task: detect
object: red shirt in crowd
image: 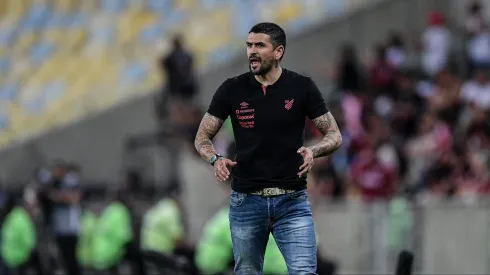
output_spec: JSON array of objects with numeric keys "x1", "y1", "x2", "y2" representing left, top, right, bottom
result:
[{"x1": 350, "y1": 149, "x2": 396, "y2": 201}]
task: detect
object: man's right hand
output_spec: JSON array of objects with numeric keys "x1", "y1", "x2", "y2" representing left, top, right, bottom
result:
[{"x1": 214, "y1": 158, "x2": 237, "y2": 182}]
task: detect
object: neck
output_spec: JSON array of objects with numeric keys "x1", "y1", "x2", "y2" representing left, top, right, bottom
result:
[{"x1": 255, "y1": 65, "x2": 283, "y2": 86}]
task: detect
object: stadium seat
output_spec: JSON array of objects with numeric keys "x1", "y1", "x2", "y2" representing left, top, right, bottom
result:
[
  {"x1": 0, "y1": 82, "x2": 19, "y2": 102},
  {"x1": 53, "y1": 0, "x2": 78, "y2": 13},
  {"x1": 0, "y1": 0, "x2": 329, "y2": 147},
  {"x1": 0, "y1": 57, "x2": 10, "y2": 75},
  {"x1": 29, "y1": 42, "x2": 56, "y2": 66},
  {"x1": 100, "y1": 0, "x2": 128, "y2": 13}
]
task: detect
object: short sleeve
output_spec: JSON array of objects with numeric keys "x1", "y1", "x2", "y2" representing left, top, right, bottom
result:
[
  {"x1": 207, "y1": 79, "x2": 232, "y2": 120},
  {"x1": 306, "y1": 78, "x2": 329, "y2": 119}
]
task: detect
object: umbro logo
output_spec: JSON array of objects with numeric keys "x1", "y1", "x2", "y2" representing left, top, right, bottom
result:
[
  {"x1": 285, "y1": 99, "x2": 294, "y2": 110},
  {"x1": 240, "y1": 102, "x2": 249, "y2": 109}
]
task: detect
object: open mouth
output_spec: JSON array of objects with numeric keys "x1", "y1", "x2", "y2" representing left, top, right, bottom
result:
[{"x1": 249, "y1": 58, "x2": 260, "y2": 68}]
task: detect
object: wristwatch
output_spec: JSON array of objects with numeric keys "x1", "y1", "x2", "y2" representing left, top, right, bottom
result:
[{"x1": 210, "y1": 154, "x2": 223, "y2": 167}]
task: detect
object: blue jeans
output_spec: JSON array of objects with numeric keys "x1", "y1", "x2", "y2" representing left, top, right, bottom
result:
[{"x1": 229, "y1": 190, "x2": 317, "y2": 275}]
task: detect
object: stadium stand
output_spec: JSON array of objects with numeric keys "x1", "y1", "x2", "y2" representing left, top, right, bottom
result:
[{"x1": 0, "y1": 0, "x2": 375, "y2": 148}]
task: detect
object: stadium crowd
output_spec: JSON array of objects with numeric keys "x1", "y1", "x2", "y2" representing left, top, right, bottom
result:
[{"x1": 273, "y1": 2, "x2": 490, "y2": 204}]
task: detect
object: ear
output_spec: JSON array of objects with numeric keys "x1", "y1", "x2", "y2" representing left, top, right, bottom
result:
[{"x1": 274, "y1": 45, "x2": 284, "y2": 60}]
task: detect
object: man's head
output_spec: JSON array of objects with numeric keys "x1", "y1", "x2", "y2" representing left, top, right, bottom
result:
[
  {"x1": 172, "y1": 34, "x2": 183, "y2": 50},
  {"x1": 247, "y1": 22, "x2": 286, "y2": 75},
  {"x1": 51, "y1": 160, "x2": 67, "y2": 179}
]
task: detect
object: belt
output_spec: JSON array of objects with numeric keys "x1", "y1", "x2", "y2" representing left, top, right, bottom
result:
[{"x1": 250, "y1": 187, "x2": 296, "y2": 197}]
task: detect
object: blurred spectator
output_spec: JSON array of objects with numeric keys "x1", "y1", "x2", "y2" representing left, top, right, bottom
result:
[
  {"x1": 76, "y1": 209, "x2": 97, "y2": 271},
  {"x1": 391, "y1": 70, "x2": 426, "y2": 141},
  {"x1": 141, "y1": 189, "x2": 198, "y2": 274},
  {"x1": 386, "y1": 31, "x2": 407, "y2": 69},
  {"x1": 48, "y1": 162, "x2": 82, "y2": 275},
  {"x1": 1, "y1": 187, "x2": 45, "y2": 275},
  {"x1": 460, "y1": 67, "x2": 490, "y2": 111},
  {"x1": 349, "y1": 107, "x2": 390, "y2": 157},
  {"x1": 349, "y1": 142, "x2": 397, "y2": 202},
  {"x1": 417, "y1": 163, "x2": 457, "y2": 202},
  {"x1": 426, "y1": 69, "x2": 462, "y2": 127},
  {"x1": 333, "y1": 43, "x2": 365, "y2": 94},
  {"x1": 92, "y1": 182, "x2": 146, "y2": 275},
  {"x1": 421, "y1": 11, "x2": 451, "y2": 78},
  {"x1": 312, "y1": 161, "x2": 345, "y2": 201},
  {"x1": 157, "y1": 34, "x2": 198, "y2": 122},
  {"x1": 465, "y1": 1, "x2": 486, "y2": 36},
  {"x1": 466, "y1": 24, "x2": 490, "y2": 75},
  {"x1": 405, "y1": 112, "x2": 453, "y2": 186},
  {"x1": 370, "y1": 44, "x2": 396, "y2": 94}
]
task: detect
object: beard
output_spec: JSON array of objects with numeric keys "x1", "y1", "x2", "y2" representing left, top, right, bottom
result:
[{"x1": 249, "y1": 57, "x2": 276, "y2": 75}]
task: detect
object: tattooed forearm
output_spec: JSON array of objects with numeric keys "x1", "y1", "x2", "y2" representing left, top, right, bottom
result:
[
  {"x1": 308, "y1": 112, "x2": 342, "y2": 158},
  {"x1": 194, "y1": 113, "x2": 225, "y2": 162}
]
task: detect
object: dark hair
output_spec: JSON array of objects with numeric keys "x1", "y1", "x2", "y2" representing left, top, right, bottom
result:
[
  {"x1": 172, "y1": 34, "x2": 183, "y2": 49},
  {"x1": 340, "y1": 42, "x2": 357, "y2": 63},
  {"x1": 389, "y1": 32, "x2": 404, "y2": 49},
  {"x1": 469, "y1": 1, "x2": 482, "y2": 14},
  {"x1": 249, "y1": 22, "x2": 286, "y2": 60}
]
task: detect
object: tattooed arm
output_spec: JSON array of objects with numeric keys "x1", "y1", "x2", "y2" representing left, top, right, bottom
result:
[
  {"x1": 194, "y1": 112, "x2": 225, "y2": 162},
  {"x1": 308, "y1": 112, "x2": 342, "y2": 158}
]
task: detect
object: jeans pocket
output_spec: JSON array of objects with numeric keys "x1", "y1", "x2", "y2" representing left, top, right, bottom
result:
[
  {"x1": 230, "y1": 191, "x2": 247, "y2": 207},
  {"x1": 288, "y1": 190, "x2": 307, "y2": 200}
]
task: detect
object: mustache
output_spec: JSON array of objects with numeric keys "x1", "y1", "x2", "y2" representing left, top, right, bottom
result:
[{"x1": 249, "y1": 55, "x2": 261, "y2": 62}]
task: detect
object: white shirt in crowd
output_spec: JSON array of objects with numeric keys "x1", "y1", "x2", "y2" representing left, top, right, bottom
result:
[
  {"x1": 466, "y1": 15, "x2": 485, "y2": 34},
  {"x1": 422, "y1": 26, "x2": 451, "y2": 76},
  {"x1": 460, "y1": 80, "x2": 490, "y2": 110},
  {"x1": 467, "y1": 30, "x2": 490, "y2": 63},
  {"x1": 386, "y1": 46, "x2": 406, "y2": 68}
]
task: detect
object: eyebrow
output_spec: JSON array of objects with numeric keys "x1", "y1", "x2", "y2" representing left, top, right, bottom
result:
[{"x1": 246, "y1": 41, "x2": 266, "y2": 46}]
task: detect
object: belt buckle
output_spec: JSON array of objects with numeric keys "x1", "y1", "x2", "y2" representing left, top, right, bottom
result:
[{"x1": 262, "y1": 187, "x2": 284, "y2": 197}]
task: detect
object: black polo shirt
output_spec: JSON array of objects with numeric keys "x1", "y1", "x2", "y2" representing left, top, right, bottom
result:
[{"x1": 207, "y1": 69, "x2": 329, "y2": 193}]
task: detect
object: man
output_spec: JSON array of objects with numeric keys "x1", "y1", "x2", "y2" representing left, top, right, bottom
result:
[
  {"x1": 140, "y1": 191, "x2": 196, "y2": 273},
  {"x1": 45, "y1": 162, "x2": 82, "y2": 275},
  {"x1": 194, "y1": 22, "x2": 342, "y2": 274},
  {"x1": 1, "y1": 186, "x2": 45, "y2": 275},
  {"x1": 92, "y1": 185, "x2": 146, "y2": 275},
  {"x1": 156, "y1": 34, "x2": 197, "y2": 121}
]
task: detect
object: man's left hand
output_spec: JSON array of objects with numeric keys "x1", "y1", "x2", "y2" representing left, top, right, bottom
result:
[{"x1": 297, "y1": 146, "x2": 314, "y2": 177}]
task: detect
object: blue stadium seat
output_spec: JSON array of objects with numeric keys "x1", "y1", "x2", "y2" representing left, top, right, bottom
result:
[
  {"x1": 46, "y1": 12, "x2": 80, "y2": 29},
  {"x1": 0, "y1": 27, "x2": 17, "y2": 47},
  {"x1": 0, "y1": 114, "x2": 8, "y2": 130},
  {"x1": 100, "y1": 0, "x2": 128, "y2": 13},
  {"x1": 43, "y1": 81, "x2": 66, "y2": 105},
  {"x1": 66, "y1": 12, "x2": 88, "y2": 29},
  {"x1": 89, "y1": 25, "x2": 116, "y2": 46},
  {"x1": 22, "y1": 1, "x2": 51, "y2": 30},
  {"x1": 159, "y1": 10, "x2": 184, "y2": 27},
  {"x1": 201, "y1": 0, "x2": 223, "y2": 11},
  {"x1": 21, "y1": 88, "x2": 44, "y2": 114},
  {"x1": 232, "y1": 1, "x2": 258, "y2": 34},
  {"x1": 120, "y1": 63, "x2": 147, "y2": 86},
  {"x1": 208, "y1": 45, "x2": 236, "y2": 66},
  {"x1": 147, "y1": 0, "x2": 173, "y2": 13},
  {"x1": 0, "y1": 58, "x2": 10, "y2": 74},
  {"x1": 0, "y1": 82, "x2": 18, "y2": 101},
  {"x1": 138, "y1": 23, "x2": 165, "y2": 44},
  {"x1": 29, "y1": 42, "x2": 56, "y2": 66}
]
